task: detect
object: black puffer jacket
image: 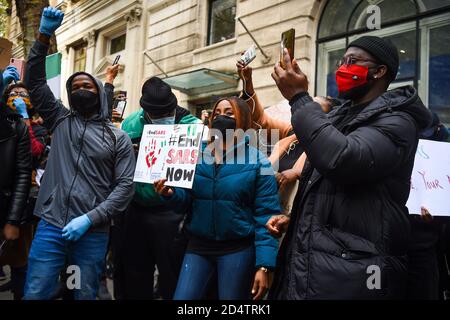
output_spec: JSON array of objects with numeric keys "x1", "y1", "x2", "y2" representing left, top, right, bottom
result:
[
  {"x1": 270, "y1": 86, "x2": 432, "y2": 300},
  {"x1": 0, "y1": 106, "x2": 32, "y2": 227}
]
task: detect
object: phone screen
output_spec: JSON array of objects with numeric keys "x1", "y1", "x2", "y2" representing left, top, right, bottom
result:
[
  {"x1": 280, "y1": 29, "x2": 295, "y2": 69},
  {"x1": 240, "y1": 45, "x2": 257, "y2": 66},
  {"x1": 116, "y1": 100, "x2": 126, "y2": 115}
]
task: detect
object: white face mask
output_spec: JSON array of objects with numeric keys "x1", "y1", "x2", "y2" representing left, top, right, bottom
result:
[{"x1": 148, "y1": 114, "x2": 176, "y2": 125}]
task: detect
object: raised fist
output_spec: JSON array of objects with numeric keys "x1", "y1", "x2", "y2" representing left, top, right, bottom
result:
[{"x1": 39, "y1": 7, "x2": 64, "y2": 36}]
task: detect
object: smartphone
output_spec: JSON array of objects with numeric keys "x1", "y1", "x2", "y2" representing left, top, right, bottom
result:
[
  {"x1": 114, "y1": 90, "x2": 127, "y2": 120},
  {"x1": 113, "y1": 54, "x2": 121, "y2": 65},
  {"x1": 240, "y1": 44, "x2": 257, "y2": 66},
  {"x1": 280, "y1": 29, "x2": 295, "y2": 69},
  {"x1": 9, "y1": 58, "x2": 26, "y2": 81}
]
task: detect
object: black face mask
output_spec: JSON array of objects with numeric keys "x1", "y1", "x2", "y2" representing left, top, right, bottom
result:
[
  {"x1": 71, "y1": 89, "x2": 99, "y2": 117},
  {"x1": 211, "y1": 115, "x2": 236, "y2": 139}
]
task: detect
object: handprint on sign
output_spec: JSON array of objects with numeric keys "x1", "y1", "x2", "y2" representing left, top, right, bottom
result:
[{"x1": 145, "y1": 139, "x2": 161, "y2": 168}]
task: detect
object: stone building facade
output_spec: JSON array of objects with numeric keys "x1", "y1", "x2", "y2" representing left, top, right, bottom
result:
[{"x1": 5, "y1": 0, "x2": 450, "y2": 125}]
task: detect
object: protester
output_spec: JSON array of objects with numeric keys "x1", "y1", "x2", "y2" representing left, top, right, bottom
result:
[
  {"x1": 154, "y1": 96, "x2": 281, "y2": 300},
  {"x1": 118, "y1": 76, "x2": 201, "y2": 300},
  {"x1": 0, "y1": 68, "x2": 32, "y2": 301},
  {"x1": 269, "y1": 35, "x2": 432, "y2": 299},
  {"x1": 22, "y1": 7, "x2": 136, "y2": 300},
  {"x1": 0, "y1": 82, "x2": 47, "y2": 299},
  {"x1": 406, "y1": 111, "x2": 449, "y2": 300},
  {"x1": 3, "y1": 83, "x2": 45, "y2": 158}
]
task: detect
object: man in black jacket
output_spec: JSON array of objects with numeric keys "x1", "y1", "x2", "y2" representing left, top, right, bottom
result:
[{"x1": 269, "y1": 36, "x2": 432, "y2": 299}]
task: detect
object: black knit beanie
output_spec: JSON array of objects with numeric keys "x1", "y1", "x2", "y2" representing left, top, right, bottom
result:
[
  {"x1": 347, "y1": 36, "x2": 399, "y2": 81},
  {"x1": 140, "y1": 77, "x2": 177, "y2": 115}
]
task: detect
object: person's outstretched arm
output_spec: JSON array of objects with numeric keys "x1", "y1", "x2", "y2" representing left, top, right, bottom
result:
[
  {"x1": 104, "y1": 64, "x2": 119, "y2": 120},
  {"x1": 237, "y1": 60, "x2": 292, "y2": 139},
  {"x1": 24, "y1": 7, "x2": 68, "y2": 131}
]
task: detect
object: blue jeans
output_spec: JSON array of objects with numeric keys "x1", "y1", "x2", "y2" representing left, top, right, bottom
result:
[
  {"x1": 24, "y1": 220, "x2": 108, "y2": 300},
  {"x1": 173, "y1": 246, "x2": 255, "y2": 300}
]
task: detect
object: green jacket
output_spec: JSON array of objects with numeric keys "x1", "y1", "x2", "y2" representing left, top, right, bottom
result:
[{"x1": 122, "y1": 106, "x2": 201, "y2": 207}]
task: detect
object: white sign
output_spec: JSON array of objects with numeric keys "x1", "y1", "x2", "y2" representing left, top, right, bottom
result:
[
  {"x1": 134, "y1": 124, "x2": 204, "y2": 189},
  {"x1": 406, "y1": 139, "x2": 450, "y2": 216}
]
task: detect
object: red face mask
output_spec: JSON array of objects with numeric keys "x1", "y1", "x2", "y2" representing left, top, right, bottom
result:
[{"x1": 335, "y1": 64, "x2": 369, "y2": 93}]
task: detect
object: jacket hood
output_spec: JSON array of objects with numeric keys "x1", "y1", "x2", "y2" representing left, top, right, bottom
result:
[
  {"x1": 65, "y1": 72, "x2": 109, "y2": 121},
  {"x1": 332, "y1": 85, "x2": 432, "y2": 130}
]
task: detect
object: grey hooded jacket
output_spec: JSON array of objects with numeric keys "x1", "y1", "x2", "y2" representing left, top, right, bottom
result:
[{"x1": 25, "y1": 40, "x2": 135, "y2": 232}]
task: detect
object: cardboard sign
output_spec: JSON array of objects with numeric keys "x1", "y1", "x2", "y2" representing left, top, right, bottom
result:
[
  {"x1": 134, "y1": 124, "x2": 204, "y2": 189},
  {"x1": 0, "y1": 38, "x2": 13, "y2": 70},
  {"x1": 406, "y1": 139, "x2": 450, "y2": 216}
]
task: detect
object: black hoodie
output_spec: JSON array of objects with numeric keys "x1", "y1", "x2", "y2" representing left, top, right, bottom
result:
[{"x1": 25, "y1": 39, "x2": 136, "y2": 232}]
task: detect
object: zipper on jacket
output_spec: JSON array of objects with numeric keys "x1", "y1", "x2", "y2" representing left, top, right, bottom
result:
[
  {"x1": 64, "y1": 120, "x2": 88, "y2": 225},
  {"x1": 212, "y1": 163, "x2": 217, "y2": 238}
]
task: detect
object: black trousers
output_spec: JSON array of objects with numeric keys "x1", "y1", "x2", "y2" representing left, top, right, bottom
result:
[
  {"x1": 407, "y1": 246, "x2": 440, "y2": 300},
  {"x1": 113, "y1": 201, "x2": 185, "y2": 300}
]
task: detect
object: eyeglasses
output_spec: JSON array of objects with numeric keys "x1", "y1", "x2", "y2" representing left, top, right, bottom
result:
[
  {"x1": 336, "y1": 56, "x2": 378, "y2": 68},
  {"x1": 9, "y1": 91, "x2": 29, "y2": 98}
]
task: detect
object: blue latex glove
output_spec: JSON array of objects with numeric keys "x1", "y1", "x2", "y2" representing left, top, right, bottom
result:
[
  {"x1": 62, "y1": 215, "x2": 92, "y2": 241},
  {"x1": 39, "y1": 7, "x2": 64, "y2": 37},
  {"x1": 13, "y1": 98, "x2": 29, "y2": 119},
  {"x1": 2, "y1": 66, "x2": 20, "y2": 89}
]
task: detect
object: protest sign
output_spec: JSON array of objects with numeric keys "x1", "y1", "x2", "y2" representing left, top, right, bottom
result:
[
  {"x1": 134, "y1": 123, "x2": 204, "y2": 189},
  {"x1": 406, "y1": 139, "x2": 450, "y2": 216}
]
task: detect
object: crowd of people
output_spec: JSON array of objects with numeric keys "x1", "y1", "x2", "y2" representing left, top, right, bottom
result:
[{"x1": 0, "y1": 6, "x2": 449, "y2": 301}]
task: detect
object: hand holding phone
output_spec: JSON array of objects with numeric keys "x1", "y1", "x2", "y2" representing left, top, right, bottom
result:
[
  {"x1": 113, "y1": 91, "x2": 127, "y2": 122},
  {"x1": 240, "y1": 44, "x2": 257, "y2": 67},
  {"x1": 9, "y1": 58, "x2": 26, "y2": 81},
  {"x1": 280, "y1": 29, "x2": 295, "y2": 69}
]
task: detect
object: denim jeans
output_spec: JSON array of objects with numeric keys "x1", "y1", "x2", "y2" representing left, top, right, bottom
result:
[
  {"x1": 173, "y1": 246, "x2": 255, "y2": 300},
  {"x1": 24, "y1": 220, "x2": 108, "y2": 300}
]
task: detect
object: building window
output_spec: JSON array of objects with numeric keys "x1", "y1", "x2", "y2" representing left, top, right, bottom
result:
[
  {"x1": 429, "y1": 24, "x2": 450, "y2": 125},
  {"x1": 73, "y1": 43, "x2": 87, "y2": 73},
  {"x1": 110, "y1": 33, "x2": 126, "y2": 55},
  {"x1": 317, "y1": 0, "x2": 450, "y2": 127},
  {"x1": 208, "y1": 0, "x2": 236, "y2": 45}
]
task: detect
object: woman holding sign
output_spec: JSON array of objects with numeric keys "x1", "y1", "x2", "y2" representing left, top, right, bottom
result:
[{"x1": 155, "y1": 96, "x2": 280, "y2": 300}]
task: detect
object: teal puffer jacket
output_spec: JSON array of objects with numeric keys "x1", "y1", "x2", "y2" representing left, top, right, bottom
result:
[{"x1": 162, "y1": 140, "x2": 281, "y2": 268}]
